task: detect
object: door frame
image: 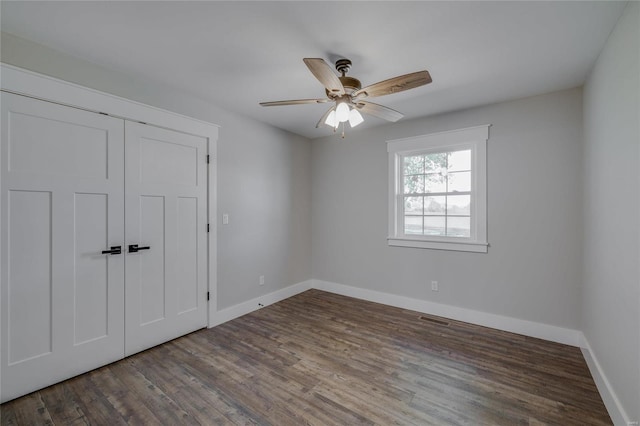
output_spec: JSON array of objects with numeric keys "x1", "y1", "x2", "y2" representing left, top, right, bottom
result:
[{"x1": 0, "y1": 63, "x2": 220, "y2": 328}]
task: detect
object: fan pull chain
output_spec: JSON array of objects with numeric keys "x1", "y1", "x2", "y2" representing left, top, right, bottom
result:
[{"x1": 341, "y1": 122, "x2": 346, "y2": 139}]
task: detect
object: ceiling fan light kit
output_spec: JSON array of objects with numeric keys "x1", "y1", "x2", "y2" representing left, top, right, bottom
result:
[
  {"x1": 335, "y1": 102, "x2": 350, "y2": 122},
  {"x1": 324, "y1": 110, "x2": 337, "y2": 128},
  {"x1": 348, "y1": 108, "x2": 364, "y2": 127},
  {"x1": 260, "y1": 57, "x2": 432, "y2": 138}
]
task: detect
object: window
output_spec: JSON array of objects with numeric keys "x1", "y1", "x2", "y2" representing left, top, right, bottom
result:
[{"x1": 387, "y1": 125, "x2": 489, "y2": 252}]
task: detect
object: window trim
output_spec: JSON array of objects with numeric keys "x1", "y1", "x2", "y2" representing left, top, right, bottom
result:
[{"x1": 387, "y1": 125, "x2": 489, "y2": 253}]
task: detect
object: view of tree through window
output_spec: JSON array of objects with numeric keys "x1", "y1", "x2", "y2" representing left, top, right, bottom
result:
[{"x1": 402, "y1": 149, "x2": 471, "y2": 237}]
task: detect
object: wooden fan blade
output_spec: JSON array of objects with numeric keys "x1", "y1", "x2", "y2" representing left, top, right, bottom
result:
[
  {"x1": 316, "y1": 105, "x2": 336, "y2": 128},
  {"x1": 260, "y1": 98, "x2": 330, "y2": 106},
  {"x1": 353, "y1": 70, "x2": 432, "y2": 99},
  {"x1": 303, "y1": 58, "x2": 345, "y2": 96},
  {"x1": 355, "y1": 101, "x2": 404, "y2": 122}
]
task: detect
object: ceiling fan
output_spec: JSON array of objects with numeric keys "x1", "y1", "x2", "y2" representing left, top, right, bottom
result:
[{"x1": 260, "y1": 58, "x2": 432, "y2": 136}]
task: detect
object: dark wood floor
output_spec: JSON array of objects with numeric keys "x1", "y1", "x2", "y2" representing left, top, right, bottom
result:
[{"x1": 1, "y1": 289, "x2": 610, "y2": 425}]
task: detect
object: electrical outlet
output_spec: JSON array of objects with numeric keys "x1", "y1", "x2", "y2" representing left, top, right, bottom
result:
[
  {"x1": 259, "y1": 275, "x2": 265, "y2": 286},
  {"x1": 431, "y1": 280, "x2": 439, "y2": 292},
  {"x1": 222, "y1": 214, "x2": 229, "y2": 225}
]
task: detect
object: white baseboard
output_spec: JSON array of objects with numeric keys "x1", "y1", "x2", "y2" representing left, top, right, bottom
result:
[
  {"x1": 209, "y1": 280, "x2": 312, "y2": 327},
  {"x1": 210, "y1": 278, "x2": 581, "y2": 347},
  {"x1": 580, "y1": 334, "x2": 634, "y2": 426},
  {"x1": 312, "y1": 279, "x2": 582, "y2": 347}
]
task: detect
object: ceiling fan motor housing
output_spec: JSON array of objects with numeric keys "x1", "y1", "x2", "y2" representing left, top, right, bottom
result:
[{"x1": 327, "y1": 76, "x2": 361, "y2": 97}]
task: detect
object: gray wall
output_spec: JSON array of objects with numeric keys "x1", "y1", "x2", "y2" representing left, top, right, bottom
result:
[
  {"x1": 583, "y1": 2, "x2": 640, "y2": 420},
  {"x1": 0, "y1": 33, "x2": 313, "y2": 310},
  {"x1": 312, "y1": 88, "x2": 584, "y2": 330}
]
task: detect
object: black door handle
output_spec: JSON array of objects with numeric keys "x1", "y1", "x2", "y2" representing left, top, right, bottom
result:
[
  {"x1": 102, "y1": 246, "x2": 122, "y2": 255},
  {"x1": 129, "y1": 244, "x2": 150, "y2": 253}
]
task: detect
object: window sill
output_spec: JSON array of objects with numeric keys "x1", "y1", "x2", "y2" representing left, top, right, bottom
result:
[{"x1": 387, "y1": 237, "x2": 488, "y2": 253}]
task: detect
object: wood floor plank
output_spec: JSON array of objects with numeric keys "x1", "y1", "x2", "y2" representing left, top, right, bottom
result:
[
  {"x1": 1, "y1": 289, "x2": 612, "y2": 425},
  {"x1": 135, "y1": 347, "x2": 254, "y2": 425},
  {"x1": 0, "y1": 393, "x2": 53, "y2": 426},
  {"x1": 61, "y1": 373, "x2": 127, "y2": 426},
  {"x1": 108, "y1": 360, "x2": 195, "y2": 424},
  {"x1": 38, "y1": 384, "x2": 87, "y2": 425},
  {"x1": 87, "y1": 365, "x2": 160, "y2": 425}
]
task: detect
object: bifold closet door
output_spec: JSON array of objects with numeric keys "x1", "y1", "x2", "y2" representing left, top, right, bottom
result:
[
  {"x1": 124, "y1": 121, "x2": 208, "y2": 356},
  {"x1": 0, "y1": 93, "x2": 125, "y2": 402}
]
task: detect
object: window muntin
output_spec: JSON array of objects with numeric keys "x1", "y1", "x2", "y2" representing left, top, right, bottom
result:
[
  {"x1": 402, "y1": 149, "x2": 472, "y2": 238},
  {"x1": 387, "y1": 125, "x2": 488, "y2": 253}
]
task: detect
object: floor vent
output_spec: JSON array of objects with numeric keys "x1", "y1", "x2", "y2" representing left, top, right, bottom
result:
[{"x1": 419, "y1": 316, "x2": 450, "y2": 326}]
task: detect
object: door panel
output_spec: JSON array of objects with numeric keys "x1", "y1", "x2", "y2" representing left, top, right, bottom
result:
[
  {"x1": 7, "y1": 110, "x2": 109, "y2": 179},
  {"x1": 176, "y1": 196, "x2": 199, "y2": 314},
  {"x1": 73, "y1": 193, "x2": 109, "y2": 344},
  {"x1": 7, "y1": 190, "x2": 53, "y2": 364},
  {"x1": 139, "y1": 137, "x2": 198, "y2": 186},
  {"x1": 0, "y1": 93, "x2": 125, "y2": 403},
  {"x1": 138, "y1": 195, "x2": 166, "y2": 325},
  {"x1": 125, "y1": 122, "x2": 207, "y2": 356}
]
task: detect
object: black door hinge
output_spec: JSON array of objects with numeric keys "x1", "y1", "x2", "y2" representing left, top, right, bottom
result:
[
  {"x1": 207, "y1": 223, "x2": 210, "y2": 233},
  {"x1": 207, "y1": 292, "x2": 210, "y2": 301},
  {"x1": 206, "y1": 154, "x2": 210, "y2": 164}
]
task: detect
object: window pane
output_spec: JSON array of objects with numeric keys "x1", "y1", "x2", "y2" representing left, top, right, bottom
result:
[
  {"x1": 448, "y1": 171, "x2": 471, "y2": 192},
  {"x1": 425, "y1": 173, "x2": 446, "y2": 193},
  {"x1": 404, "y1": 196, "x2": 423, "y2": 214},
  {"x1": 424, "y1": 152, "x2": 448, "y2": 173},
  {"x1": 403, "y1": 155, "x2": 424, "y2": 175},
  {"x1": 447, "y1": 195, "x2": 470, "y2": 215},
  {"x1": 424, "y1": 196, "x2": 445, "y2": 215},
  {"x1": 447, "y1": 216, "x2": 470, "y2": 238},
  {"x1": 424, "y1": 216, "x2": 446, "y2": 236},
  {"x1": 404, "y1": 175, "x2": 424, "y2": 194},
  {"x1": 404, "y1": 216, "x2": 423, "y2": 235},
  {"x1": 448, "y1": 150, "x2": 471, "y2": 172}
]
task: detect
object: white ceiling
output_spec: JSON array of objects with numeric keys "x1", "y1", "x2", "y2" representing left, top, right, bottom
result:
[{"x1": 0, "y1": 1, "x2": 627, "y2": 139}]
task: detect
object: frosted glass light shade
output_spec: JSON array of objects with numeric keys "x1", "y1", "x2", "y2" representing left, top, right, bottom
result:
[
  {"x1": 348, "y1": 109, "x2": 364, "y2": 127},
  {"x1": 336, "y1": 102, "x2": 350, "y2": 122},
  {"x1": 324, "y1": 110, "x2": 337, "y2": 127}
]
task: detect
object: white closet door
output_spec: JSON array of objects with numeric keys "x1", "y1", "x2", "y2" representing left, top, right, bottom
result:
[
  {"x1": 0, "y1": 93, "x2": 125, "y2": 402},
  {"x1": 124, "y1": 121, "x2": 207, "y2": 356}
]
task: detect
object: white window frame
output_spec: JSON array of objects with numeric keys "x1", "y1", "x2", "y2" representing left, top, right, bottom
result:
[{"x1": 387, "y1": 125, "x2": 489, "y2": 253}]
